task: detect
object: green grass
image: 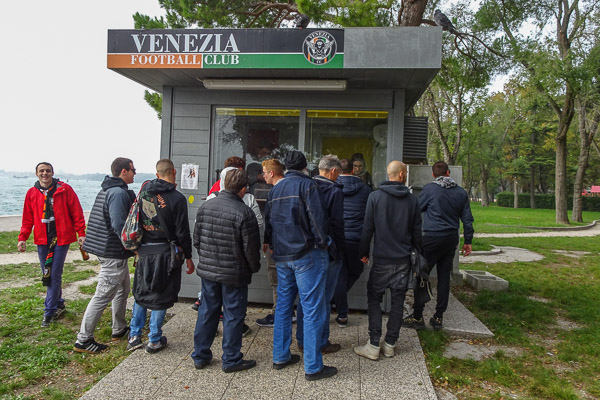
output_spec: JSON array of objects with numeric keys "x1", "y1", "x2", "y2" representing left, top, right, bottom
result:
[
  {"x1": 0, "y1": 231, "x2": 81, "y2": 254},
  {"x1": 423, "y1": 235, "x2": 600, "y2": 398},
  {"x1": 470, "y1": 202, "x2": 600, "y2": 234}
]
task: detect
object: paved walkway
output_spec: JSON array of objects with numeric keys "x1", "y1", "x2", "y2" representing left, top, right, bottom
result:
[{"x1": 82, "y1": 293, "x2": 490, "y2": 400}]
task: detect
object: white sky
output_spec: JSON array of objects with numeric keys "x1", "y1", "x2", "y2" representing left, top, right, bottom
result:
[{"x1": 1, "y1": 1, "x2": 166, "y2": 174}]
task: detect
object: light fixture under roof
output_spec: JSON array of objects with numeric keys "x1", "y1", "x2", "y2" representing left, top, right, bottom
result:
[{"x1": 201, "y1": 79, "x2": 347, "y2": 91}]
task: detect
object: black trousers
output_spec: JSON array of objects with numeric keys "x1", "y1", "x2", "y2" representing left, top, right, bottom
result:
[
  {"x1": 332, "y1": 240, "x2": 364, "y2": 318},
  {"x1": 367, "y1": 262, "x2": 410, "y2": 346},
  {"x1": 413, "y1": 233, "x2": 459, "y2": 318}
]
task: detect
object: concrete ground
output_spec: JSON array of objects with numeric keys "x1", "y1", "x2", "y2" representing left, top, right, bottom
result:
[{"x1": 81, "y1": 291, "x2": 491, "y2": 400}]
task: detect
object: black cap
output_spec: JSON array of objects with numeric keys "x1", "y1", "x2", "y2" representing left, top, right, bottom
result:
[{"x1": 283, "y1": 150, "x2": 307, "y2": 171}]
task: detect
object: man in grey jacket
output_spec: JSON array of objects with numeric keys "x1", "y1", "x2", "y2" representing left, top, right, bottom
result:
[{"x1": 73, "y1": 157, "x2": 136, "y2": 354}]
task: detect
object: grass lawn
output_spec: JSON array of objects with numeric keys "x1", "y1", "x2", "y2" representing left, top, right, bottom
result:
[
  {"x1": 421, "y1": 234, "x2": 600, "y2": 399},
  {"x1": 470, "y1": 203, "x2": 600, "y2": 234}
]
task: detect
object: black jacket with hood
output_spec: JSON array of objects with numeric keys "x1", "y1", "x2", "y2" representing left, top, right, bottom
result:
[
  {"x1": 83, "y1": 176, "x2": 135, "y2": 259},
  {"x1": 313, "y1": 175, "x2": 345, "y2": 260},
  {"x1": 337, "y1": 174, "x2": 371, "y2": 242},
  {"x1": 132, "y1": 179, "x2": 192, "y2": 310},
  {"x1": 359, "y1": 181, "x2": 423, "y2": 264}
]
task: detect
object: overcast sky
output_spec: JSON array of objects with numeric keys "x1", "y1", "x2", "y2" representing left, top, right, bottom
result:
[{"x1": 1, "y1": 1, "x2": 166, "y2": 174}]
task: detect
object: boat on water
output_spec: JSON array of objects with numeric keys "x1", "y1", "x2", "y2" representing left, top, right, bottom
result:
[{"x1": 12, "y1": 175, "x2": 29, "y2": 179}]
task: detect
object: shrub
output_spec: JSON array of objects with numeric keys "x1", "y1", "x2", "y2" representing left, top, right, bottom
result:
[{"x1": 496, "y1": 192, "x2": 600, "y2": 211}]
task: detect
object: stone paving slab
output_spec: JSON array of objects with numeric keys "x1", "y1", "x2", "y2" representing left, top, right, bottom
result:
[{"x1": 82, "y1": 304, "x2": 438, "y2": 400}]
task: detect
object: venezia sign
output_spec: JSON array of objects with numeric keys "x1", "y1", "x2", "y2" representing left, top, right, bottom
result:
[{"x1": 107, "y1": 29, "x2": 344, "y2": 69}]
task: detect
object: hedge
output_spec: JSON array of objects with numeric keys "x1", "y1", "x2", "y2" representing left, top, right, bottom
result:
[{"x1": 496, "y1": 192, "x2": 600, "y2": 211}]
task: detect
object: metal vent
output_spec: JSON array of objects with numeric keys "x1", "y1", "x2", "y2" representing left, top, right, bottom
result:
[{"x1": 403, "y1": 116, "x2": 428, "y2": 163}]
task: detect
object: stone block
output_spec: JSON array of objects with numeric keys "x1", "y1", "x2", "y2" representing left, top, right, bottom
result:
[{"x1": 461, "y1": 270, "x2": 508, "y2": 291}]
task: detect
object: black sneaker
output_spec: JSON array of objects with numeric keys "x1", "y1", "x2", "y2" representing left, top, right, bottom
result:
[
  {"x1": 111, "y1": 326, "x2": 130, "y2": 341},
  {"x1": 305, "y1": 365, "x2": 338, "y2": 381},
  {"x1": 256, "y1": 313, "x2": 274, "y2": 327},
  {"x1": 194, "y1": 359, "x2": 210, "y2": 370},
  {"x1": 52, "y1": 305, "x2": 65, "y2": 321},
  {"x1": 126, "y1": 335, "x2": 144, "y2": 352},
  {"x1": 73, "y1": 339, "x2": 108, "y2": 354},
  {"x1": 335, "y1": 316, "x2": 348, "y2": 328},
  {"x1": 242, "y1": 324, "x2": 251, "y2": 337},
  {"x1": 145, "y1": 336, "x2": 168, "y2": 354},
  {"x1": 403, "y1": 314, "x2": 426, "y2": 330},
  {"x1": 223, "y1": 359, "x2": 257, "y2": 373},
  {"x1": 273, "y1": 354, "x2": 300, "y2": 370},
  {"x1": 41, "y1": 315, "x2": 52, "y2": 328},
  {"x1": 430, "y1": 316, "x2": 443, "y2": 331}
]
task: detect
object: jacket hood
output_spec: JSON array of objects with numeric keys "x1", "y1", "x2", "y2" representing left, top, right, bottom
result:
[
  {"x1": 378, "y1": 181, "x2": 410, "y2": 198},
  {"x1": 101, "y1": 176, "x2": 128, "y2": 191},
  {"x1": 337, "y1": 175, "x2": 364, "y2": 195},
  {"x1": 313, "y1": 175, "x2": 343, "y2": 190},
  {"x1": 144, "y1": 178, "x2": 176, "y2": 194}
]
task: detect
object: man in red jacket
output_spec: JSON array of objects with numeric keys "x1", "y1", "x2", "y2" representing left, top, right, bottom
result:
[{"x1": 18, "y1": 162, "x2": 86, "y2": 327}]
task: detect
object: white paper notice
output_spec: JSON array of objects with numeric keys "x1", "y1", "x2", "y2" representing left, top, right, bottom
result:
[{"x1": 181, "y1": 163, "x2": 199, "y2": 190}]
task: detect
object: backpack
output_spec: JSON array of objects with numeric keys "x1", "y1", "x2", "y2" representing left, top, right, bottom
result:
[{"x1": 121, "y1": 181, "x2": 149, "y2": 251}]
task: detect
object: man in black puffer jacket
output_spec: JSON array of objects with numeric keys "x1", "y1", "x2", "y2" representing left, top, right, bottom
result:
[
  {"x1": 74, "y1": 157, "x2": 136, "y2": 354},
  {"x1": 129, "y1": 159, "x2": 194, "y2": 354},
  {"x1": 191, "y1": 169, "x2": 261, "y2": 373}
]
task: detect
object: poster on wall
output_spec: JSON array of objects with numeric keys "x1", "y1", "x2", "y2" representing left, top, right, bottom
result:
[{"x1": 181, "y1": 163, "x2": 199, "y2": 190}]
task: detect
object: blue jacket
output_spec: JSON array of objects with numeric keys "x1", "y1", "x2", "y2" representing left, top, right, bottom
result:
[
  {"x1": 264, "y1": 170, "x2": 329, "y2": 262},
  {"x1": 419, "y1": 181, "x2": 474, "y2": 244},
  {"x1": 337, "y1": 175, "x2": 371, "y2": 242},
  {"x1": 313, "y1": 175, "x2": 345, "y2": 259}
]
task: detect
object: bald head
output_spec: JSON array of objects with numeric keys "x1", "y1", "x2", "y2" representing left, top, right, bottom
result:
[{"x1": 387, "y1": 161, "x2": 407, "y2": 183}]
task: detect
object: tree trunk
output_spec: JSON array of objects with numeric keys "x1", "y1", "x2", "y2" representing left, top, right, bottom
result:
[
  {"x1": 513, "y1": 178, "x2": 519, "y2": 209},
  {"x1": 555, "y1": 132, "x2": 569, "y2": 223},
  {"x1": 480, "y1": 166, "x2": 489, "y2": 207},
  {"x1": 399, "y1": 0, "x2": 429, "y2": 26},
  {"x1": 530, "y1": 166, "x2": 536, "y2": 209}
]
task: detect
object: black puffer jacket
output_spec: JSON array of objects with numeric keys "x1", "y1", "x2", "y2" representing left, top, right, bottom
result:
[
  {"x1": 83, "y1": 176, "x2": 135, "y2": 259},
  {"x1": 194, "y1": 190, "x2": 261, "y2": 287},
  {"x1": 337, "y1": 175, "x2": 371, "y2": 242}
]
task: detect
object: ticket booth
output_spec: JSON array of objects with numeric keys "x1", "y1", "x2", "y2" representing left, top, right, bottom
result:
[{"x1": 108, "y1": 27, "x2": 442, "y2": 308}]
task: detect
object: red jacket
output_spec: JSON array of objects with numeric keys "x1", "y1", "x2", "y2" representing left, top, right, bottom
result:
[{"x1": 19, "y1": 181, "x2": 86, "y2": 246}]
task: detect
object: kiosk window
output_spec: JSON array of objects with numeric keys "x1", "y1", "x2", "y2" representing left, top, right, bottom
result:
[
  {"x1": 304, "y1": 110, "x2": 388, "y2": 188},
  {"x1": 211, "y1": 107, "x2": 300, "y2": 198}
]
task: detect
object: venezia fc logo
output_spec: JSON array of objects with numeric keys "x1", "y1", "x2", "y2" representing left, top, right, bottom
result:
[{"x1": 303, "y1": 31, "x2": 337, "y2": 65}]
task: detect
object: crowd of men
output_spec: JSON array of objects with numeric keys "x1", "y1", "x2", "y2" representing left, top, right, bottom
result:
[{"x1": 18, "y1": 152, "x2": 473, "y2": 381}]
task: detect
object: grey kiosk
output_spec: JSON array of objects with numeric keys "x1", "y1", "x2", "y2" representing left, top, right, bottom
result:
[{"x1": 107, "y1": 27, "x2": 442, "y2": 308}]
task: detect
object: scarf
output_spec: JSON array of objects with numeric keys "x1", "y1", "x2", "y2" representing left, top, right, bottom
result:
[
  {"x1": 42, "y1": 236, "x2": 58, "y2": 286},
  {"x1": 35, "y1": 178, "x2": 59, "y2": 239},
  {"x1": 433, "y1": 176, "x2": 457, "y2": 188}
]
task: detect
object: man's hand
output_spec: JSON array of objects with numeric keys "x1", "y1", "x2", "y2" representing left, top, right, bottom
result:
[
  {"x1": 186, "y1": 259, "x2": 195, "y2": 274},
  {"x1": 17, "y1": 241, "x2": 26, "y2": 252},
  {"x1": 78, "y1": 237, "x2": 85, "y2": 247},
  {"x1": 462, "y1": 244, "x2": 472, "y2": 257},
  {"x1": 360, "y1": 256, "x2": 369, "y2": 264},
  {"x1": 262, "y1": 243, "x2": 269, "y2": 253}
]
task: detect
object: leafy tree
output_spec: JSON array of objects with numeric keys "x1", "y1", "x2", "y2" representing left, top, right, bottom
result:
[{"x1": 476, "y1": 0, "x2": 597, "y2": 223}]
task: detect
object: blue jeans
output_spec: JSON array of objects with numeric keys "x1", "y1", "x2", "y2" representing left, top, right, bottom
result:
[
  {"x1": 296, "y1": 259, "x2": 342, "y2": 349},
  {"x1": 273, "y1": 248, "x2": 328, "y2": 374},
  {"x1": 129, "y1": 301, "x2": 166, "y2": 344},
  {"x1": 37, "y1": 244, "x2": 69, "y2": 318},
  {"x1": 191, "y1": 279, "x2": 248, "y2": 370}
]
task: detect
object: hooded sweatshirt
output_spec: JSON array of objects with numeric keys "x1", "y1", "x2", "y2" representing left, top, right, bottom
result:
[
  {"x1": 139, "y1": 178, "x2": 193, "y2": 259},
  {"x1": 359, "y1": 181, "x2": 422, "y2": 264}
]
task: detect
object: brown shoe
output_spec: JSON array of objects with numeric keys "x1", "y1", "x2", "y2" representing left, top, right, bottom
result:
[{"x1": 321, "y1": 342, "x2": 341, "y2": 354}]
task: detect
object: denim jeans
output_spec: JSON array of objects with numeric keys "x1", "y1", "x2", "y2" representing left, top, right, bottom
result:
[
  {"x1": 191, "y1": 278, "x2": 248, "y2": 370},
  {"x1": 333, "y1": 240, "x2": 364, "y2": 318},
  {"x1": 367, "y1": 262, "x2": 411, "y2": 346},
  {"x1": 296, "y1": 258, "x2": 342, "y2": 349},
  {"x1": 129, "y1": 301, "x2": 166, "y2": 344},
  {"x1": 273, "y1": 248, "x2": 328, "y2": 374},
  {"x1": 413, "y1": 234, "x2": 459, "y2": 319},
  {"x1": 37, "y1": 244, "x2": 69, "y2": 318}
]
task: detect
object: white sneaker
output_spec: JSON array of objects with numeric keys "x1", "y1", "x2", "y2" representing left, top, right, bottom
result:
[
  {"x1": 353, "y1": 340, "x2": 380, "y2": 360},
  {"x1": 381, "y1": 341, "x2": 395, "y2": 358}
]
